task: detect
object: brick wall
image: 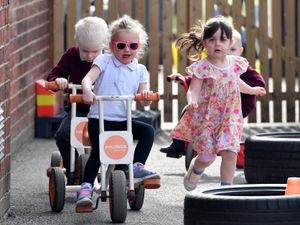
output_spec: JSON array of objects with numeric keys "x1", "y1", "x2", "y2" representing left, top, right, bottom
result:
[
  {"x1": 0, "y1": 0, "x2": 11, "y2": 219},
  {"x1": 0, "y1": 0, "x2": 52, "y2": 219},
  {"x1": 9, "y1": 0, "x2": 52, "y2": 152}
]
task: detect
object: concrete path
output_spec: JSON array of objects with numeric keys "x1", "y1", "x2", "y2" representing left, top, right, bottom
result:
[
  {"x1": 5, "y1": 124, "x2": 300, "y2": 225},
  {"x1": 5, "y1": 130, "x2": 246, "y2": 225}
]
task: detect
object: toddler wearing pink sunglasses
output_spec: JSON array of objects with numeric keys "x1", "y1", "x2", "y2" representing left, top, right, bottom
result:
[{"x1": 76, "y1": 15, "x2": 160, "y2": 207}]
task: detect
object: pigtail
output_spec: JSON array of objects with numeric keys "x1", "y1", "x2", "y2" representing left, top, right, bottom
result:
[{"x1": 175, "y1": 19, "x2": 205, "y2": 61}]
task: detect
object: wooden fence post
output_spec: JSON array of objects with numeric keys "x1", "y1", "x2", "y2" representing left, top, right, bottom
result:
[
  {"x1": 272, "y1": 0, "x2": 282, "y2": 122},
  {"x1": 162, "y1": 0, "x2": 173, "y2": 122},
  {"x1": 285, "y1": 0, "x2": 296, "y2": 122},
  {"x1": 52, "y1": 0, "x2": 65, "y2": 66},
  {"x1": 148, "y1": 0, "x2": 160, "y2": 109}
]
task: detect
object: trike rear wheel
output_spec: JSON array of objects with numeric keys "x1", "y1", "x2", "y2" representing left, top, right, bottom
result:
[
  {"x1": 50, "y1": 151, "x2": 62, "y2": 167},
  {"x1": 49, "y1": 167, "x2": 65, "y2": 212},
  {"x1": 128, "y1": 184, "x2": 145, "y2": 210}
]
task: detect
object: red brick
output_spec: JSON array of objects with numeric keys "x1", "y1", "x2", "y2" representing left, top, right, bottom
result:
[
  {"x1": 0, "y1": 0, "x2": 9, "y2": 7},
  {"x1": 0, "y1": 64, "x2": 9, "y2": 85},
  {"x1": 10, "y1": 107, "x2": 35, "y2": 138},
  {"x1": 0, "y1": 81, "x2": 9, "y2": 103},
  {"x1": 14, "y1": 1, "x2": 49, "y2": 21}
]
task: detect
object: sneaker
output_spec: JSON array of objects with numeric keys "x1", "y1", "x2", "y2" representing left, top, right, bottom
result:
[
  {"x1": 76, "y1": 182, "x2": 93, "y2": 206},
  {"x1": 133, "y1": 162, "x2": 160, "y2": 184},
  {"x1": 184, "y1": 158, "x2": 202, "y2": 191}
]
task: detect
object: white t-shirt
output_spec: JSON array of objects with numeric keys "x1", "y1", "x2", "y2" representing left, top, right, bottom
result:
[{"x1": 88, "y1": 54, "x2": 149, "y2": 121}]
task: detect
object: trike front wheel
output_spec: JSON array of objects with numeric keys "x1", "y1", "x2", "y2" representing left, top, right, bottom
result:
[{"x1": 109, "y1": 170, "x2": 127, "y2": 223}]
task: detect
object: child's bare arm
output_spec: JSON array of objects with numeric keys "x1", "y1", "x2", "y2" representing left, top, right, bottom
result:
[
  {"x1": 238, "y1": 78, "x2": 266, "y2": 96},
  {"x1": 186, "y1": 75, "x2": 202, "y2": 110},
  {"x1": 81, "y1": 65, "x2": 101, "y2": 104}
]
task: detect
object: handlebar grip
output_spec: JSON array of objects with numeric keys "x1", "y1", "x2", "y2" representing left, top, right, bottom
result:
[
  {"x1": 44, "y1": 81, "x2": 61, "y2": 91},
  {"x1": 166, "y1": 74, "x2": 189, "y2": 92},
  {"x1": 134, "y1": 92, "x2": 160, "y2": 101},
  {"x1": 166, "y1": 74, "x2": 184, "y2": 82},
  {"x1": 69, "y1": 94, "x2": 84, "y2": 103}
]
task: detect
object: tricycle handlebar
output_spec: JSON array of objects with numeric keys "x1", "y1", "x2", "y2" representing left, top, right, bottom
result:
[
  {"x1": 166, "y1": 74, "x2": 189, "y2": 92},
  {"x1": 44, "y1": 81, "x2": 61, "y2": 91},
  {"x1": 69, "y1": 93, "x2": 160, "y2": 103},
  {"x1": 44, "y1": 81, "x2": 82, "y2": 91}
]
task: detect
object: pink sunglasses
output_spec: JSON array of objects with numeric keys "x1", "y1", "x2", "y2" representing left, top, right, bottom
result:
[{"x1": 112, "y1": 41, "x2": 140, "y2": 50}]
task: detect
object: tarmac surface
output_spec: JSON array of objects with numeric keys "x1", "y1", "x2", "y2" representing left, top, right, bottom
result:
[{"x1": 4, "y1": 125, "x2": 300, "y2": 225}]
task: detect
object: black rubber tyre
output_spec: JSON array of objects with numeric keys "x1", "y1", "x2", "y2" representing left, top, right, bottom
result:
[
  {"x1": 128, "y1": 184, "x2": 145, "y2": 210},
  {"x1": 109, "y1": 170, "x2": 127, "y2": 223},
  {"x1": 185, "y1": 143, "x2": 194, "y2": 171},
  {"x1": 49, "y1": 167, "x2": 65, "y2": 212},
  {"x1": 244, "y1": 132, "x2": 300, "y2": 184},
  {"x1": 50, "y1": 151, "x2": 62, "y2": 167},
  {"x1": 76, "y1": 153, "x2": 89, "y2": 184},
  {"x1": 184, "y1": 184, "x2": 300, "y2": 225}
]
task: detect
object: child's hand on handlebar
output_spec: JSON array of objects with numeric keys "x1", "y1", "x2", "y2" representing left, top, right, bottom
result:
[
  {"x1": 139, "y1": 90, "x2": 154, "y2": 106},
  {"x1": 55, "y1": 78, "x2": 68, "y2": 89},
  {"x1": 140, "y1": 90, "x2": 154, "y2": 98}
]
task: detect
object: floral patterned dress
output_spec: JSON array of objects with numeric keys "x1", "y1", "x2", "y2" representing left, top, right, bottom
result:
[{"x1": 170, "y1": 55, "x2": 248, "y2": 154}]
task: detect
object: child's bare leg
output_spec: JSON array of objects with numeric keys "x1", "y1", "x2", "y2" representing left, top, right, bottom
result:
[
  {"x1": 219, "y1": 150, "x2": 237, "y2": 185},
  {"x1": 184, "y1": 153, "x2": 216, "y2": 191},
  {"x1": 194, "y1": 154, "x2": 216, "y2": 171}
]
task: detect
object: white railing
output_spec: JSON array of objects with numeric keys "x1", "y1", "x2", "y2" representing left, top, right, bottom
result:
[{"x1": 0, "y1": 105, "x2": 4, "y2": 160}]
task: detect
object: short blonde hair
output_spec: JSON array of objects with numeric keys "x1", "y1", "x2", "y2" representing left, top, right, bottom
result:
[
  {"x1": 75, "y1": 16, "x2": 108, "y2": 49},
  {"x1": 232, "y1": 29, "x2": 242, "y2": 47},
  {"x1": 108, "y1": 15, "x2": 148, "y2": 59}
]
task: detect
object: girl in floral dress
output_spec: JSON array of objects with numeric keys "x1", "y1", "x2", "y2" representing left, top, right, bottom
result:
[{"x1": 170, "y1": 15, "x2": 266, "y2": 191}]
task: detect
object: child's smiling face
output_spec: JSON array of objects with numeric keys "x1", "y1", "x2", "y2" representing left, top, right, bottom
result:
[{"x1": 110, "y1": 30, "x2": 140, "y2": 64}]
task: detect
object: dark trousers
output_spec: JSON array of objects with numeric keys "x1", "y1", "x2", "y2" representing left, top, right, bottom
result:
[
  {"x1": 55, "y1": 110, "x2": 87, "y2": 179},
  {"x1": 83, "y1": 118, "x2": 155, "y2": 184}
]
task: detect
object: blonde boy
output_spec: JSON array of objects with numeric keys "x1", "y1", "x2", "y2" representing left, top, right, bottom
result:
[{"x1": 47, "y1": 17, "x2": 108, "y2": 184}]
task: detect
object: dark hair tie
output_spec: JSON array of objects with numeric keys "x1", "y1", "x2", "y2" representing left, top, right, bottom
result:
[{"x1": 189, "y1": 32, "x2": 200, "y2": 42}]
